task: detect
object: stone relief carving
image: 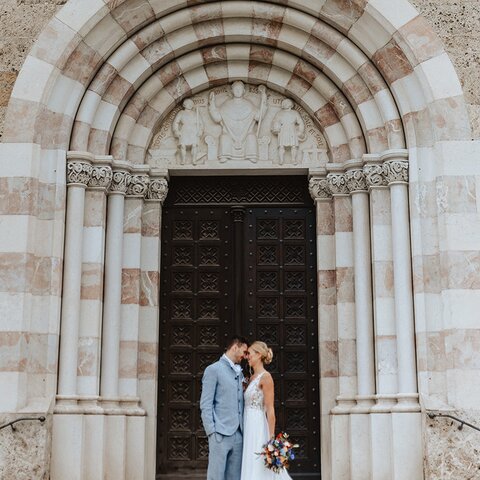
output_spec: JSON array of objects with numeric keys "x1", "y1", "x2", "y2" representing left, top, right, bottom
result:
[
  {"x1": 146, "y1": 177, "x2": 169, "y2": 202},
  {"x1": 67, "y1": 161, "x2": 93, "y2": 186},
  {"x1": 345, "y1": 169, "x2": 368, "y2": 193},
  {"x1": 308, "y1": 177, "x2": 331, "y2": 200},
  {"x1": 147, "y1": 82, "x2": 328, "y2": 169},
  {"x1": 127, "y1": 174, "x2": 150, "y2": 197},
  {"x1": 383, "y1": 160, "x2": 409, "y2": 184},
  {"x1": 364, "y1": 164, "x2": 388, "y2": 188},
  {"x1": 327, "y1": 173, "x2": 349, "y2": 196},
  {"x1": 208, "y1": 81, "x2": 267, "y2": 163},
  {"x1": 109, "y1": 170, "x2": 131, "y2": 194},
  {"x1": 88, "y1": 165, "x2": 113, "y2": 190},
  {"x1": 172, "y1": 98, "x2": 204, "y2": 165},
  {"x1": 271, "y1": 98, "x2": 306, "y2": 165}
]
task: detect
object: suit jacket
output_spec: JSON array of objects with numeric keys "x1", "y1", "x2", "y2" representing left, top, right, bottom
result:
[{"x1": 200, "y1": 356, "x2": 244, "y2": 436}]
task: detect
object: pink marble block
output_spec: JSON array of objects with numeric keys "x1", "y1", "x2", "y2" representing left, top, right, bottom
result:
[
  {"x1": 320, "y1": 0, "x2": 368, "y2": 34},
  {"x1": 111, "y1": 0, "x2": 155, "y2": 34},
  {"x1": 62, "y1": 41, "x2": 103, "y2": 88},
  {"x1": 398, "y1": 16, "x2": 445, "y2": 66},
  {"x1": 103, "y1": 76, "x2": 134, "y2": 112},
  {"x1": 372, "y1": 39, "x2": 414, "y2": 86}
]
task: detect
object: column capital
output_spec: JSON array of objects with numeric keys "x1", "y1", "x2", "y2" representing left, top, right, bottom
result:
[
  {"x1": 88, "y1": 156, "x2": 113, "y2": 191},
  {"x1": 364, "y1": 163, "x2": 388, "y2": 189},
  {"x1": 127, "y1": 173, "x2": 150, "y2": 198},
  {"x1": 67, "y1": 159, "x2": 93, "y2": 187},
  {"x1": 345, "y1": 168, "x2": 368, "y2": 194},
  {"x1": 109, "y1": 162, "x2": 131, "y2": 195},
  {"x1": 327, "y1": 173, "x2": 349, "y2": 196},
  {"x1": 146, "y1": 176, "x2": 169, "y2": 203},
  {"x1": 383, "y1": 159, "x2": 409, "y2": 185},
  {"x1": 309, "y1": 176, "x2": 331, "y2": 201}
]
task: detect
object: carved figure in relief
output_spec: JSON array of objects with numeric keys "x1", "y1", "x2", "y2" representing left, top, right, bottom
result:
[
  {"x1": 271, "y1": 99, "x2": 305, "y2": 165},
  {"x1": 172, "y1": 98, "x2": 204, "y2": 165},
  {"x1": 208, "y1": 81, "x2": 267, "y2": 163}
]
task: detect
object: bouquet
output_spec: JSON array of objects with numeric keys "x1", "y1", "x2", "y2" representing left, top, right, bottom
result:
[{"x1": 257, "y1": 432, "x2": 299, "y2": 473}]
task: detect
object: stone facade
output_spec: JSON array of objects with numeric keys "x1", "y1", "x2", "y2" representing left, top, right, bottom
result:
[
  {"x1": 1, "y1": 0, "x2": 479, "y2": 138},
  {"x1": 0, "y1": 1, "x2": 480, "y2": 479},
  {"x1": 0, "y1": 413, "x2": 52, "y2": 480}
]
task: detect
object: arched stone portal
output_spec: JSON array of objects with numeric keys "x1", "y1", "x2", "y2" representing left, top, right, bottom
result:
[{"x1": 0, "y1": 1, "x2": 476, "y2": 479}]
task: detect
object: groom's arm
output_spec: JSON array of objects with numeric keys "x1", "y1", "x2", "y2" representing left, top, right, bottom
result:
[{"x1": 200, "y1": 365, "x2": 217, "y2": 436}]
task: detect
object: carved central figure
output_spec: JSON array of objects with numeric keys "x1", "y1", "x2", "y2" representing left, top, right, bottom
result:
[{"x1": 208, "y1": 81, "x2": 267, "y2": 162}]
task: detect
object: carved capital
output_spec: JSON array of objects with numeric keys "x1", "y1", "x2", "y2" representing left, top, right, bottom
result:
[
  {"x1": 345, "y1": 169, "x2": 368, "y2": 193},
  {"x1": 109, "y1": 170, "x2": 131, "y2": 195},
  {"x1": 127, "y1": 174, "x2": 150, "y2": 198},
  {"x1": 309, "y1": 177, "x2": 331, "y2": 201},
  {"x1": 146, "y1": 177, "x2": 169, "y2": 202},
  {"x1": 67, "y1": 161, "x2": 93, "y2": 187},
  {"x1": 364, "y1": 164, "x2": 388, "y2": 188},
  {"x1": 383, "y1": 160, "x2": 408, "y2": 185},
  {"x1": 327, "y1": 173, "x2": 349, "y2": 196},
  {"x1": 88, "y1": 165, "x2": 113, "y2": 190}
]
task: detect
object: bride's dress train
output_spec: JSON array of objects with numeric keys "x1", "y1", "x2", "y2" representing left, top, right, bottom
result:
[{"x1": 240, "y1": 372, "x2": 292, "y2": 480}]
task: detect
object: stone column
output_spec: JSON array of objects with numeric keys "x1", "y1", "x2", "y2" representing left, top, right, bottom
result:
[
  {"x1": 57, "y1": 153, "x2": 93, "y2": 399},
  {"x1": 119, "y1": 167, "x2": 150, "y2": 399},
  {"x1": 345, "y1": 163, "x2": 375, "y2": 405},
  {"x1": 101, "y1": 162, "x2": 131, "y2": 404},
  {"x1": 364, "y1": 158, "x2": 396, "y2": 480},
  {"x1": 327, "y1": 171, "x2": 357, "y2": 411},
  {"x1": 138, "y1": 171, "x2": 169, "y2": 480},
  {"x1": 383, "y1": 157, "x2": 418, "y2": 408},
  {"x1": 309, "y1": 172, "x2": 336, "y2": 480},
  {"x1": 364, "y1": 159, "x2": 397, "y2": 403},
  {"x1": 77, "y1": 157, "x2": 112, "y2": 400}
]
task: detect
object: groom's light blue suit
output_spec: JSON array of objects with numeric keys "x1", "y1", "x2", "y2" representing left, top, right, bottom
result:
[{"x1": 200, "y1": 355, "x2": 244, "y2": 480}]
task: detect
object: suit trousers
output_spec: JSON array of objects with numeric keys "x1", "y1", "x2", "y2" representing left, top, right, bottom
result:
[{"x1": 207, "y1": 428, "x2": 243, "y2": 480}]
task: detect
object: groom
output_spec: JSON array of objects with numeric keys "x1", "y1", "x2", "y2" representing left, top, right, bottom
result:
[{"x1": 200, "y1": 335, "x2": 249, "y2": 480}]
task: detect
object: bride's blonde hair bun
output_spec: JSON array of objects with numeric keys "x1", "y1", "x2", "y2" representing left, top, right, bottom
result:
[{"x1": 251, "y1": 341, "x2": 274, "y2": 365}]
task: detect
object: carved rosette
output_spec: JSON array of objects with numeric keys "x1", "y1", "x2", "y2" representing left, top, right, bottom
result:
[
  {"x1": 309, "y1": 177, "x2": 331, "y2": 201},
  {"x1": 383, "y1": 160, "x2": 409, "y2": 185},
  {"x1": 327, "y1": 173, "x2": 349, "y2": 196},
  {"x1": 146, "y1": 178, "x2": 169, "y2": 203},
  {"x1": 364, "y1": 164, "x2": 388, "y2": 189},
  {"x1": 88, "y1": 165, "x2": 113, "y2": 190},
  {"x1": 345, "y1": 169, "x2": 368, "y2": 193},
  {"x1": 127, "y1": 174, "x2": 150, "y2": 198},
  {"x1": 109, "y1": 170, "x2": 131, "y2": 195},
  {"x1": 67, "y1": 161, "x2": 93, "y2": 187}
]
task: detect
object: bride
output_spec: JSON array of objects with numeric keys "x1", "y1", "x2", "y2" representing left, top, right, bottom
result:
[{"x1": 240, "y1": 341, "x2": 292, "y2": 480}]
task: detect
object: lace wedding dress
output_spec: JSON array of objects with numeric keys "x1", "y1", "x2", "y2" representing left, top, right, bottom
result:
[{"x1": 240, "y1": 372, "x2": 292, "y2": 480}]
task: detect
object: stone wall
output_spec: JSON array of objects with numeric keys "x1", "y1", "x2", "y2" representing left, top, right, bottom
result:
[
  {"x1": 0, "y1": 0, "x2": 65, "y2": 140},
  {"x1": 424, "y1": 409, "x2": 480, "y2": 479},
  {"x1": 0, "y1": 413, "x2": 52, "y2": 480},
  {"x1": 0, "y1": 0, "x2": 480, "y2": 139}
]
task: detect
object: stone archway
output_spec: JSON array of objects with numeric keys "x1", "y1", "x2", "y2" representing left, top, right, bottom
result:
[{"x1": 0, "y1": 1, "x2": 473, "y2": 479}]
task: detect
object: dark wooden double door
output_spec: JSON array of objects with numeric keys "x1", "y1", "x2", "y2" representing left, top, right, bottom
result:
[{"x1": 157, "y1": 177, "x2": 320, "y2": 479}]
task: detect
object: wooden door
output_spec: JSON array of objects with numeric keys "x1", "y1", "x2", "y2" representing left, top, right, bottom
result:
[{"x1": 157, "y1": 177, "x2": 320, "y2": 479}]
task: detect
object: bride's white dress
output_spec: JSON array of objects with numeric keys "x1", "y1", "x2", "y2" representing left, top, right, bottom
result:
[{"x1": 240, "y1": 372, "x2": 292, "y2": 480}]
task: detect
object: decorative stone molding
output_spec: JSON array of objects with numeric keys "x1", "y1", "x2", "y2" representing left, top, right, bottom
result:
[
  {"x1": 67, "y1": 160, "x2": 93, "y2": 187},
  {"x1": 126, "y1": 174, "x2": 150, "y2": 198},
  {"x1": 345, "y1": 169, "x2": 368, "y2": 193},
  {"x1": 309, "y1": 177, "x2": 331, "y2": 200},
  {"x1": 327, "y1": 173, "x2": 349, "y2": 196},
  {"x1": 383, "y1": 160, "x2": 409, "y2": 185},
  {"x1": 109, "y1": 170, "x2": 131, "y2": 195},
  {"x1": 146, "y1": 177, "x2": 169, "y2": 202},
  {"x1": 88, "y1": 165, "x2": 113, "y2": 190},
  {"x1": 364, "y1": 164, "x2": 388, "y2": 188}
]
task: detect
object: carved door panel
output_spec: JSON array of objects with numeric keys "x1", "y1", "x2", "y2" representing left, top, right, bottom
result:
[
  {"x1": 157, "y1": 207, "x2": 235, "y2": 476},
  {"x1": 157, "y1": 177, "x2": 320, "y2": 479},
  {"x1": 244, "y1": 208, "x2": 320, "y2": 477}
]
